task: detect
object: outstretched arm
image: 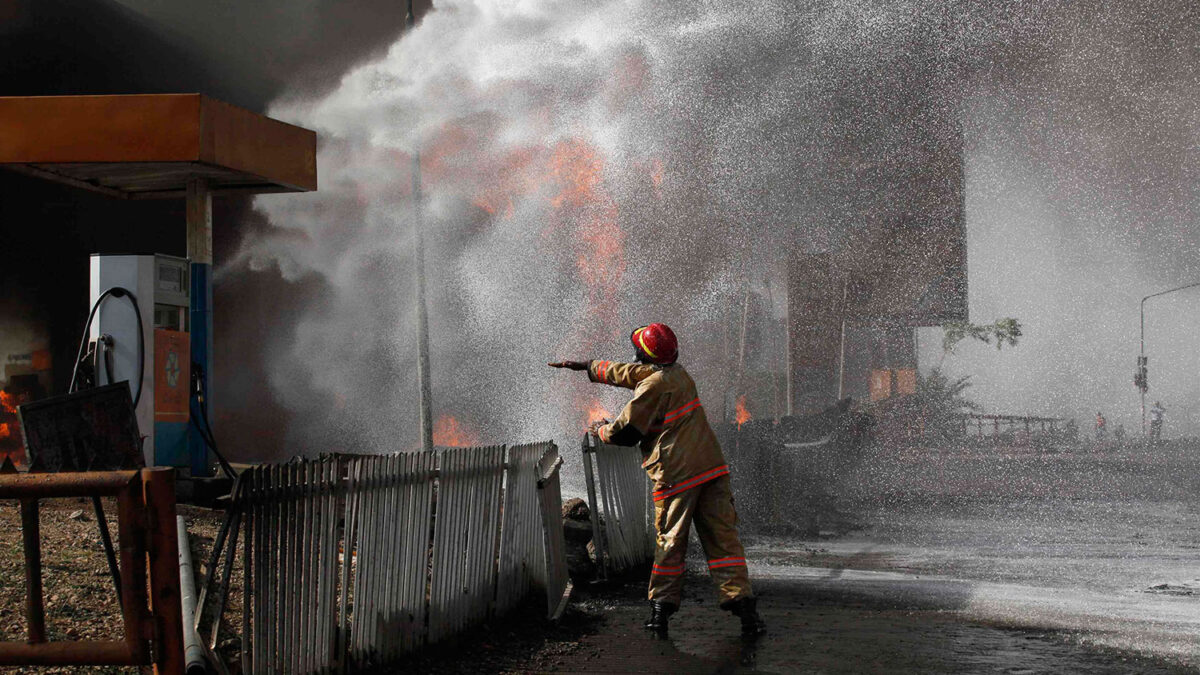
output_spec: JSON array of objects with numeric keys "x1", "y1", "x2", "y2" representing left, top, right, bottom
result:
[
  {"x1": 548, "y1": 360, "x2": 656, "y2": 390},
  {"x1": 587, "y1": 360, "x2": 657, "y2": 389}
]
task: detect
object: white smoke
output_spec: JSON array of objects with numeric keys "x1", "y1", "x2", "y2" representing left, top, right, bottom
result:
[
  {"x1": 231, "y1": 0, "x2": 940, "y2": 458},
  {"x1": 921, "y1": 2, "x2": 1200, "y2": 435},
  {"x1": 226, "y1": 0, "x2": 1200, "y2": 460}
]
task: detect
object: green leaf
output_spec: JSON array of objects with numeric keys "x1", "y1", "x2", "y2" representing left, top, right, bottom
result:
[{"x1": 941, "y1": 318, "x2": 1022, "y2": 354}]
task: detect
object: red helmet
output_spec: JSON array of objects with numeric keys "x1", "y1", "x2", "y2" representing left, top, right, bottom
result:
[{"x1": 631, "y1": 323, "x2": 678, "y2": 365}]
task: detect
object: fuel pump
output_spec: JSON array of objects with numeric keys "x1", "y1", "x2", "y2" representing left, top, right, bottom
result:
[{"x1": 88, "y1": 254, "x2": 209, "y2": 475}]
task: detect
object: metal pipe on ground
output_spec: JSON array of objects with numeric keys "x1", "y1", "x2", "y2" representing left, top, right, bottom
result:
[{"x1": 177, "y1": 516, "x2": 206, "y2": 675}]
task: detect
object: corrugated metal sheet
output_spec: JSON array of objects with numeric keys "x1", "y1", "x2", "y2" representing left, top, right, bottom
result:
[
  {"x1": 496, "y1": 443, "x2": 544, "y2": 613},
  {"x1": 581, "y1": 433, "x2": 654, "y2": 578},
  {"x1": 535, "y1": 445, "x2": 572, "y2": 619}
]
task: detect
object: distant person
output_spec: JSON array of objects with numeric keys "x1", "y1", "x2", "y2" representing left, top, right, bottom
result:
[
  {"x1": 1150, "y1": 401, "x2": 1167, "y2": 441},
  {"x1": 1063, "y1": 419, "x2": 1079, "y2": 444},
  {"x1": 1114, "y1": 424, "x2": 1126, "y2": 442},
  {"x1": 1095, "y1": 411, "x2": 1107, "y2": 440}
]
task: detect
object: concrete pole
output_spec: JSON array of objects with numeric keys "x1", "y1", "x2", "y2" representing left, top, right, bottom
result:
[
  {"x1": 732, "y1": 283, "x2": 751, "y2": 425},
  {"x1": 413, "y1": 153, "x2": 434, "y2": 453},
  {"x1": 408, "y1": 0, "x2": 434, "y2": 452},
  {"x1": 784, "y1": 271, "x2": 793, "y2": 417},
  {"x1": 737, "y1": 286, "x2": 751, "y2": 389},
  {"x1": 721, "y1": 296, "x2": 733, "y2": 424},
  {"x1": 764, "y1": 275, "x2": 781, "y2": 421},
  {"x1": 836, "y1": 279, "x2": 848, "y2": 400},
  {"x1": 1139, "y1": 299, "x2": 1146, "y2": 438}
]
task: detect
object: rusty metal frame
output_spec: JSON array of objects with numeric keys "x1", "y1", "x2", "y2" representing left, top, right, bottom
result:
[{"x1": 0, "y1": 468, "x2": 185, "y2": 674}]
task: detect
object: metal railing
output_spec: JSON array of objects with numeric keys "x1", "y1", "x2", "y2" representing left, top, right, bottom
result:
[
  {"x1": 959, "y1": 413, "x2": 1066, "y2": 438},
  {"x1": 0, "y1": 468, "x2": 185, "y2": 674},
  {"x1": 581, "y1": 433, "x2": 653, "y2": 578},
  {"x1": 199, "y1": 443, "x2": 568, "y2": 674}
]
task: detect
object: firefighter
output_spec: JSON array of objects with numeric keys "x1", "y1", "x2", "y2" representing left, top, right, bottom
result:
[{"x1": 550, "y1": 323, "x2": 766, "y2": 637}]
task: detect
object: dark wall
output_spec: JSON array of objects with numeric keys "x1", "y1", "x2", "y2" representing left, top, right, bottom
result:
[
  {"x1": 0, "y1": 172, "x2": 186, "y2": 392},
  {"x1": 0, "y1": 0, "x2": 415, "y2": 459},
  {"x1": 1, "y1": 0, "x2": 241, "y2": 396}
]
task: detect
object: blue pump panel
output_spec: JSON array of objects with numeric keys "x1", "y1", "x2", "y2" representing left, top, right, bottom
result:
[
  {"x1": 188, "y1": 261, "x2": 213, "y2": 477},
  {"x1": 155, "y1": 421, "x2": 191, "y2": 467}
]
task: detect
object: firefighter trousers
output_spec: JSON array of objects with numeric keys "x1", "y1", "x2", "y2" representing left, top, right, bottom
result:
[{"x1": 648, "y1": 474, "x2": 752, "y2": 606}]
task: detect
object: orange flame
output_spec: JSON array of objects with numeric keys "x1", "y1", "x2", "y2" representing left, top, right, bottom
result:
[
  {"x1": 736, "y1": 395, "x2": 751, "y2": 430},
  {"x1": 546, "y1": 139, "x2": 627, "y2": 429},
  {"x1": 467, "y1": 138, "x2": 627, "y2": 432},
  {"x1": 584, "y1": 400, "x2": 612, "y2": 430},
  {"x1": 1, "y1": 391, "x2": 18, "y2": 440},
  {"x1": 0, "y1": 390, "x2": 26, "y2": 465},
  {"x1": 550, "y1": 142, "x2": 624, "y2": 290},
  {"x1": 433, "y1": 415, "x2": 480, "y2": 448},
  {"x1": 650, "y1": 158, "x2": 664, "y2": 198},
  {"x1": 470, "y1": 146, "x2": 538, "y2": 219}
]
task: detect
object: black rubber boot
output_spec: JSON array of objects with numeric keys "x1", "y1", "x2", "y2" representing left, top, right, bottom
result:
[
  {"x1": 722, "y1": 597, "x2": 767, "y2": 637},
  {"x1": 644, "y1": 600, "x2": 678, "y2": 634}
]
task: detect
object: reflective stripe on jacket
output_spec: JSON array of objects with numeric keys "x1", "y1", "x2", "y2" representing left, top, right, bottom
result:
[{"x1": 588, "y1": 360, "x2": 728, "y2": 498}]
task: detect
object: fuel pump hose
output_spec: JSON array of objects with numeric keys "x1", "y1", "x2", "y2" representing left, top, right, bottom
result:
[
  {"x1": 70, "y1": 287, "x2": 145, "y2": 407},
  {"x1": 67, "y1": 286, "x2": 145, "y2": 608}
]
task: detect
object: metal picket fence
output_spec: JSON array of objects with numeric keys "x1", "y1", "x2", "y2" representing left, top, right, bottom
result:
[
  {"x1": 196, "y1": 443, "x2": 569, "y2": 674},
  {"x1": 427, "y1": 445, "x2": 505, "y2": 645},
  {"x1": 244, "y1": 460, "x2": 342, "y2": 675},
  {"x1": 496, "y1": 443, "x2": 547, "y2": 614},
  {"x1": 581, "y1": 433, "x2": 654, "y2": 578},
  {"x1": 343, "y1": 450, "x2": 438, "y2": 664}
]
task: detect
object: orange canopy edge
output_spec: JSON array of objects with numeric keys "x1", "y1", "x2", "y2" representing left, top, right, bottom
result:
[{"x1": 0, "y1": 93, "x2": 317, "y2": 198}]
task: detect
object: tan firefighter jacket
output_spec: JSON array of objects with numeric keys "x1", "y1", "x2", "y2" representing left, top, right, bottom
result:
[{"x1": 588, "y1": 360, "x2": 729, "y2": 502}]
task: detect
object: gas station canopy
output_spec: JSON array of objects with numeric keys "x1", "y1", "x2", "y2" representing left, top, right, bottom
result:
[{"x1": 0, "y1": 93, "x2": 316, "y2": 198}]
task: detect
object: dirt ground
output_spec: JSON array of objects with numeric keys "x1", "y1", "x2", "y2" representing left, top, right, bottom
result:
[{"x1": 0, "y1": 497, "x2": 229, "y2": 675}]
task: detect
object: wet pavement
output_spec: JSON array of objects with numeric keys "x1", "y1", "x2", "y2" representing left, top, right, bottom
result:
[
  {"x1": 773, "y1": 441, "x2": 1200, "y2": 667},
  {"x1": 533, "y1": 570, "x2": 1194, "y2": 674},
  {"x1": 397, "y1": 441, "x2": 1200, "y2": 673},
  {"x1": 393, "y1": 567, "x2": 1194, "y2": 674}
]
